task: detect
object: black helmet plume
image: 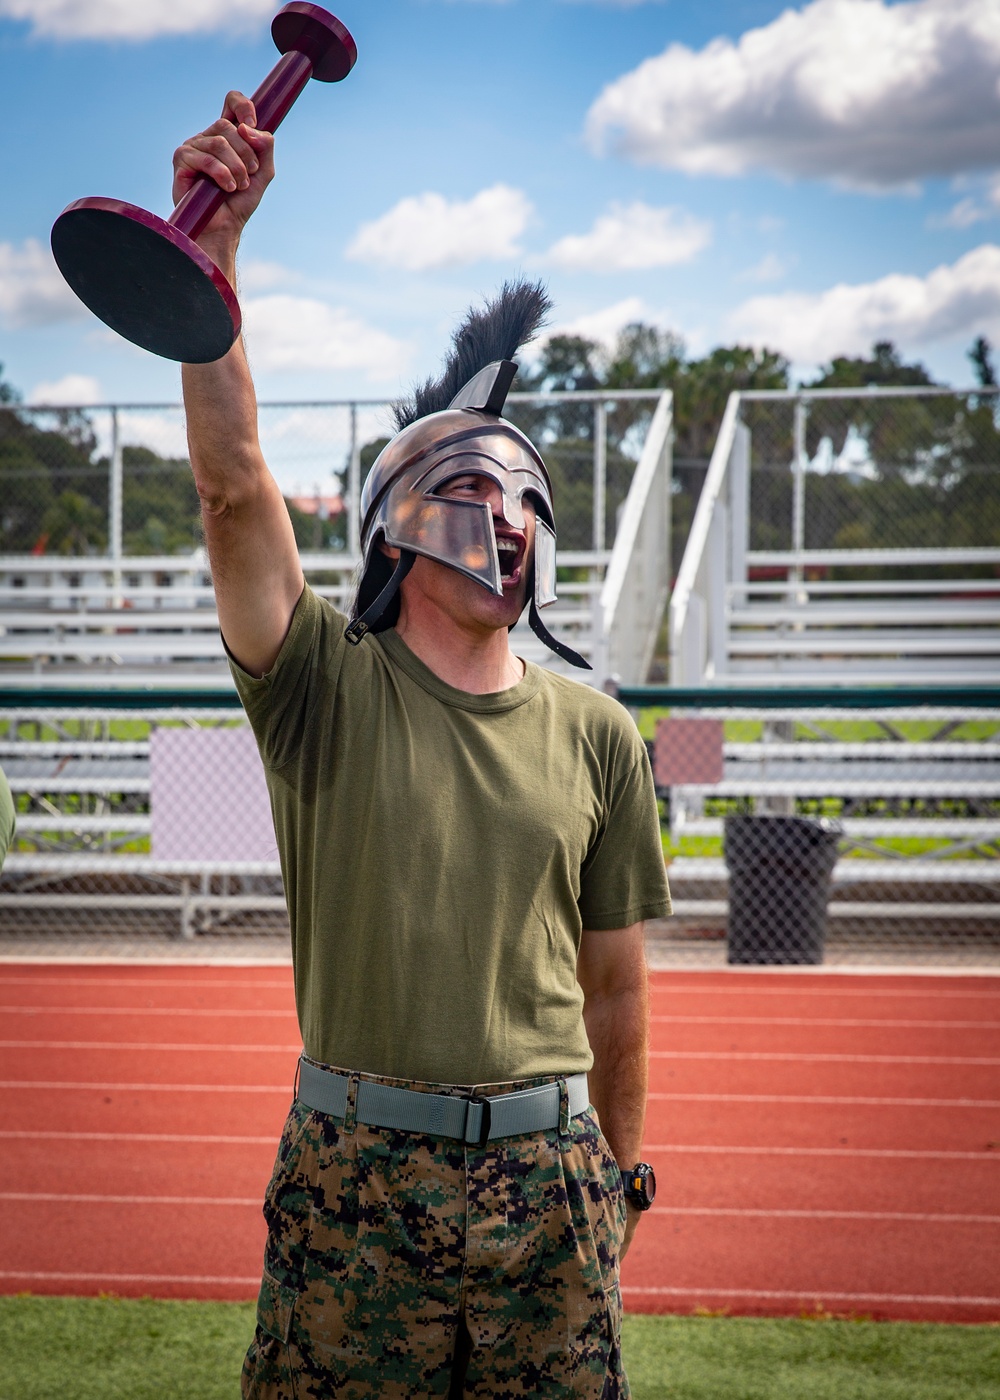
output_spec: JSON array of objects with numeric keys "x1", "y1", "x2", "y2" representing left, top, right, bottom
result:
[{"x1": 392, "y1": 278, "x2": 551, "y2": 431}]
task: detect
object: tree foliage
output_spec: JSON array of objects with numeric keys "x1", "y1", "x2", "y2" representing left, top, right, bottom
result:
[{"x1": 0, "y1": 363, "x2": 344, "y2": 557}]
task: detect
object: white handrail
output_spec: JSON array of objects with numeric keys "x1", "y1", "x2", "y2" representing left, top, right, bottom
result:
[
  {"x1": 669, "y1": 391, "x2": 742, "y2": 683},
  {"x1": 599, "y1": 392, "x2": 672, "y2": 629},
  {"x1": 748, "y1": 547, "x2": 1000, "y2": 568},
  {"x1": 590, "y1": 391, "x2": 673, "y2": 686}
]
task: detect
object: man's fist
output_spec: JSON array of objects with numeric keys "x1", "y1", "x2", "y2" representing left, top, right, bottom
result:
[{"x1": 172, "y1": 90, "x2": 275, "y2": 252}]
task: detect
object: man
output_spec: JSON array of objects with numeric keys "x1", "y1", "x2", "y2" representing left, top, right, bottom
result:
[{"x1": 176, "y1": 91, "x2": 670, "y2": 1400}]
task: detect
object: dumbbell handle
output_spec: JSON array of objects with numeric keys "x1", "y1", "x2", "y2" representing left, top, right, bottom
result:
[{"x1": 169, "y1": 48, "x2": 314, "y2": 243}]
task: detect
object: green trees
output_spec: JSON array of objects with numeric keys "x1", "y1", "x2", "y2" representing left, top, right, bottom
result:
[
  {"x1": 0, "y1": 367, "x2": 109, "y2": 554},
  {"x1": 4, "y1": 328, "x2": 995, "y2": 567},
  {"x1": 788, "y1": 342, "x2": 1000, "y2": 558},
  {"x1": 500, "y1": 326, "x2": 790, "y2": 561},
  {"x1": 0, "y1": 364, "x2": 345, "y2": 557}
]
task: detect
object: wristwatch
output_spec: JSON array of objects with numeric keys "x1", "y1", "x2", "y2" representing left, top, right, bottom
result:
[{"x1": 621, "y1": 1162, "x2": 656, "y2": 1211}]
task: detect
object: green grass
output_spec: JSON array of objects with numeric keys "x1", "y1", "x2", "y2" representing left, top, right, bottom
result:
[
  {"x1": 0, "y1": 1297, "x2": 997, "y2": 1400},
  {"x1": 623, "y1": 1313, "x2": 1000, "y2": 1400}
]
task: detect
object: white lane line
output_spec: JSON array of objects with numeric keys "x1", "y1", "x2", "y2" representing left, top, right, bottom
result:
[
  {"x1": 649, "y1": 985, "x2": 1000, "y2": 999},
  {"x1": 0, "y1": 976, "x2": 291, "y2": 989},
  {"x1": 643, "y1": 1144, "x2": 1000, "y2": 1161},
  {"x1": 622, "y1": 1286, "x2": 1000, "y2": 1306},
  {"x1": 651, "y1": 1015, "x2": 1000, "y2": 1029},
  {"x1": 8, "y1": 1042, "x2": 991, "y2": 1064},
  {"x1": 0, "y1": 1133, "x2": 992, "y2": 1161},
  {"x1": 5, "y1": 1194, "x2": 992, "y2": 1222},
  {"x1": 1, "y1": 1192, "x2": 259, "y2": 1207},
  {"x1": 648, "y1": 1092, "x2": 1000, "y2": 1108},
  {"x1": 3, "y1": 1083, "x2": 994, "y2": 1107},
  {"x1": 0, "y1": 1271, "x2": 260, "y2": 1286},
  {"x1": 0, "y1": 1130, "x2": 275, "y2": 1145},
  {"x1": 0, "y1": 1080, "x2": 290, "y2": 1093},
  {"x1": 656, "y1": 1207, "x2": 1000, "y2": 1224},
  {"x1": 0, "y1": 1042, "x2": 301, "y2": 1052},
  {"x1": 650, "y1": 1050, "x2": 1000, "y2": 1065},
  {"x1": 0, "y1": 1006, "x2": 295, "y2": 1018}
]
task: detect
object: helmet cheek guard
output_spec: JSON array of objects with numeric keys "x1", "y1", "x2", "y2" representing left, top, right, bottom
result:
[
  {"x1": 346, "y1": 357, "x2": 590, "y2": 670},
  {"x1": 384, "y1": 495, "x2": 503, "y2": 596}
]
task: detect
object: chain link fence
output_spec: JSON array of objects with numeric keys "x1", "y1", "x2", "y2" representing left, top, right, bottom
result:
[
  {"x1": 671, "y1": 387, "x2": 1000, "y2": 689},
  {"x1": 0, "y1": 698, "x2": 290, "y2": 958},
  {"x1": 0, "y1": 392, "x2": 661, "y2": 567},
  {"x1": 1, "y1": 692, "x2": 998, "y2": 966},
  {"x1": 641, "y1": 697, "x2": 1000, "y2": 969},
  {"x1": 1, "y1": 401, "x2": 368, "y2": 560},
  {"x1": 739, "y1": 388, "x2": 1000, "y2": 559}
]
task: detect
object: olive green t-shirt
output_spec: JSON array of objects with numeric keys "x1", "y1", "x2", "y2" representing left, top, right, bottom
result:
[
  {"x1": 231, "y1": 585, "x2": 671, "y2": 1085},
  {"x1": 0, "y1": 765, "x2": 14, "y2": 870}
]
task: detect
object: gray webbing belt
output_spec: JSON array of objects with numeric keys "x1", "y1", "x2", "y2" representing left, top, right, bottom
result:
[{"x1": 296, "y1": 1057, "x2": 589, "y2": 1146}]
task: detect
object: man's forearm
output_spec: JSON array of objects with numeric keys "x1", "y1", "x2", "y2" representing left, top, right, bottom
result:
[
  {"x1": 182, "y1": 341, "x2": 262, "y2": 509},
  {"x1": 577, "y1": 919, "x2": 651, "y2": 1258},
  {"x1": 181, "y1": 238, "x2": 263, "y2": 511},
  {"x1": 584, "y1": 977, "x2": 649, "y2": 1171}
]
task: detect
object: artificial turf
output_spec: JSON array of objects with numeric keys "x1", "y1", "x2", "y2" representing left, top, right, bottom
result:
[{"x1": 0, "y1": 1296, "x2": 997, "y2": 1400}]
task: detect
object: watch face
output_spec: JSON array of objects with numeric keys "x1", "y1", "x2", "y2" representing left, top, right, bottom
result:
[{"x1": 626, "y1": 1163, "x2": 656, "y2": 1209}]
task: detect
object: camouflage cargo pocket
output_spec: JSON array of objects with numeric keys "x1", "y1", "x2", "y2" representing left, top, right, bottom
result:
[
  {"x1": 241, "y1": 1268, "x2": 298, "y2": 1400},
  {"x1": 602, "y1": 1278, "x2": 629, "y2": 1400}
]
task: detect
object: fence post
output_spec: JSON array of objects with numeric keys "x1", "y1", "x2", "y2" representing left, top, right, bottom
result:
[
  {"x1": 110, "y1": 407, "x2": 123, "y2": 608},
  {"x1": 791, "y1": 396, "x2": 807, "y2": 596},
  {"x1": 593, "y1": 400, "x2": 607, "y2": 555},
  {"x1": 347, "y1": 402, "x2": 361, "y2": 556}
]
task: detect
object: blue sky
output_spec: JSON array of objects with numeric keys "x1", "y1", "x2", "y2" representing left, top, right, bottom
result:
[{"x1": 3, "y1": 0, "x2": 1000, "y2": 419}]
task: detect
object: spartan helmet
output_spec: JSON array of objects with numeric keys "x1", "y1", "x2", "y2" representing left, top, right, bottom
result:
[{"x1": 345, "y1": 284, "x2": 590, "y2": 670}]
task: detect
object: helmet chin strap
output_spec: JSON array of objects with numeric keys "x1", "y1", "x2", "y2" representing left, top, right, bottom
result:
[
  {"x1": 345, "y1": 550, "x2": 415, "y2": 645},
  {"x1": 527, "y1": 597, "x2": 592, "y2": 671}
]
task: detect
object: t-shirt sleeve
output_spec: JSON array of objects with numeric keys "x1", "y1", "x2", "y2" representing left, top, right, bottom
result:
[
  {"x1": 227, "y1": 584, "x2": 346, "y2": 771},
  {"x1": 577, "y1": 722, "x2": 671, "y2": 930}
]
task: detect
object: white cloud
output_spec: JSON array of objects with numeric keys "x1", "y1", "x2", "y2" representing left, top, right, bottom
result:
[
  {"x1": 238, "y1": 259, "x2": 300, "y2": 293},
  {"x1": 939, "y1": 198, "x2": 990, "y2": 230},
  {"x1": 346, "y1": 186, "x2": 532, "y2": 271},
  {"x1": 28, "y1": 373, "x2": 102, "y2": 405},
  {"x1": 587, "y1": 0, "x2": 1000, "y2": 187},
  {"x1": 546, "y1": 203, "x2": 711, "y2": 272},
  {"x1": 729, "y1": 244, "x2": 1000, "y2": 363},
  {"x1": 118, "y1": 410, "x2": 190, "y2": 459},
  {"x1": 543, "y1": 297, "x2": 650, "y2": 350},
  {"x1": 242, "y1": 295, "x2": 409, "y2": 379},
  {"x1": 741, "y1": 252, "x2": 791, "y2": 283},
  {"x1": 936, "y1": 175, "x2": 1000, "y2": 229},
  {"x1": 0, "y1": 238, "x2": 85, "y2": 328},
  {"x1": 0, "y1": 0, "x2": 272, "y2": 40}
]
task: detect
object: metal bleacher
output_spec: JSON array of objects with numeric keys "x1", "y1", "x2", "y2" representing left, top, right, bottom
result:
[
  {"x1": 657, "y1": 385, "x2": 1000, "y2": 957},
  {"x1": 0, "y1": 389, "x2": 673, "y2": 942}
]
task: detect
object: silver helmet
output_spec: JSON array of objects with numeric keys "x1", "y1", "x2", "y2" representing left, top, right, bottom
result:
[{"x1": 346, "y1": 283, "x2": 589, "y2": 670}]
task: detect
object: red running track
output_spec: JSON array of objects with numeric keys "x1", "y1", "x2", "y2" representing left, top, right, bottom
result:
[{"x1": 0, "y1": 963, "x2": 998, "y2": 1323}]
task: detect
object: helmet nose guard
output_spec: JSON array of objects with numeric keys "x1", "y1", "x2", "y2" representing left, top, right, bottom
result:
[{"x1": 346, "y1": 335, "x2": 589, "y2": 670}]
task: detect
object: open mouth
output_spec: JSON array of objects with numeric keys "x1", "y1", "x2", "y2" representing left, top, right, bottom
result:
[{"x1": 496, "y1": 534, "x2": 524, "y2": 584}]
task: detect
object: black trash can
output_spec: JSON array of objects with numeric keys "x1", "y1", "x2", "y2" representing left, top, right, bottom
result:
[{"x1": 724, "y1": 815, "x2": 842, "y2": 965}]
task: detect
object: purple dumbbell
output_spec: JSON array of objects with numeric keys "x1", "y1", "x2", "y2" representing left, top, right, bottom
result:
[{"x1": 51, "y1": 3, "x2": 356, "y2": 363}]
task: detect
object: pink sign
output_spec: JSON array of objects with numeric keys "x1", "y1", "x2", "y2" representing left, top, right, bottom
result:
[
  {"x1": 150, "y1": 727, "x2": 277, "y2": 861},
  {"x1": 654, "y1": 718, "x2": 725, "y2": 786}
]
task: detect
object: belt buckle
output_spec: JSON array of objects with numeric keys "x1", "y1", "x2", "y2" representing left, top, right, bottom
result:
[{"x1": 464, "y1": 1094, "x2": 492, "y2": 1147}]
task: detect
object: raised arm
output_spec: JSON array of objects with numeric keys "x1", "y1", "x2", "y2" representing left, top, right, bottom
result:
[{"x1": 176, "y1": 91, "x2": 304, "y2": 677}]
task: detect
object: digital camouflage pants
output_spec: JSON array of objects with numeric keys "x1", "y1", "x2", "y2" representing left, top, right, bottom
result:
[{"x1": 242, "y1": 1065, "x2": 629, "y2": 1399}]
